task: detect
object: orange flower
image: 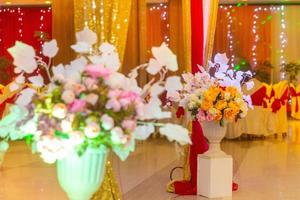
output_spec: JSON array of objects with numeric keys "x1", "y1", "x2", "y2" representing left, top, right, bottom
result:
[
  {"x1": 215, "y1": 100, "x2": 227, "y2": 110},
  {"x1": 204, "y1": 87, "x2": 220, "y2": 102},
  {"x1": 228, "y1": 101, "x2": 240, "y2": 113},
  {"x1": 224, "y1": 108, "x2": 239, "y2": 121},
  {"x1": 214, "y1": 110, "x2": 223, "y2": 121},
  {"x1": 225, "y1": 86, "x2": 238, "y2": 98},
  {"x1": 201, "y1": 99, "x2": 213, "y2": 111}
]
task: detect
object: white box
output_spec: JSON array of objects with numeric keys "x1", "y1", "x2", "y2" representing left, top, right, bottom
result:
[{"x1": 197, "y1": 154, "x2": 233, "y2": 198}]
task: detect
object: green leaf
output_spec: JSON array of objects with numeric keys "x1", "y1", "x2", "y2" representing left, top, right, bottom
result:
[
  {"x1": 76, "y1": 142, "x2": 88, "y2": 157},
  {"x1": 25, "y1": 135, "x2": 34, "y2": 145},
  {"x1": 54, "y1": 130, "x2": 69, "y2": 139}
]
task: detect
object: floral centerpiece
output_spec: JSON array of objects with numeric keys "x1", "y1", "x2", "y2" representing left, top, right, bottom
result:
[
  {"x1": 168, "y1": 53, "x2": 254, "y2": 156},
  {"x1": 0, "y1": 28, "x2": 190, "y2": 200}
]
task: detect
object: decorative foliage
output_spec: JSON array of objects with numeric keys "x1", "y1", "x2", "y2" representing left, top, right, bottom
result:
[
  {"x1": 281, "y1": 62, "x2": 300, "y2": 84},
  {"x1": 0, "y1": 28, "x2": 190, "y2": 163}
]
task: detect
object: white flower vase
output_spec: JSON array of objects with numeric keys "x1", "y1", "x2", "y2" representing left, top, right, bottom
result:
[
  {"x1": 201, "y1": 121, "x2": 227, "y2": 157},
  {"x1": 57, "y1": 146, "x2": 108, "y2": 200}
]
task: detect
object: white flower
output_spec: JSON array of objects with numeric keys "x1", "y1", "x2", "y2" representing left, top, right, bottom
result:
[
  {"x1": 84, "y1": 121, "x2": 101, "y2": 138},
  {"x1": 61, "y1": 90, "x2": 75, "y2": 104},
  {"x1": 52, "y1": 103, "x2": 67, "y2": 119},
  {"x1": 85, "y1": 93, "x2": 99, "y2": 105},
  {"x1": 146, "y1": 58, "x2": 162, "y2": 75},
  {"x1": 101, "y1": 114, "x2": 114, "y2": 130},
  {"x1": 61, "y1": 120, "x2": 72, "y2": 133},
  {"x1": 111, "y1": 127, "x2": 125, "y2": 144},
  {"x1": 42, "y1": 39, "x2": 59, "y2": 58}
]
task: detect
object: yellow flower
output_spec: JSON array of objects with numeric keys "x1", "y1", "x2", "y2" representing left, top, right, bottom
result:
[
  {"x1": 224, "y1": 108, "x2": 239, "y2": 121},
  {"x1": 215, "y1": 100, "x2": 227, "y2": 110},
  {"x1": 225, "y1": 86, "x2": 238, "y2": 98},
  {"x1": 201, "y1": 99, "x2": 213, "y2": 111}
]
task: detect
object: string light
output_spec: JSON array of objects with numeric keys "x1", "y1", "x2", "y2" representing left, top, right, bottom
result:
[
  {"x1": 252, "y1": 7, "x2": 260, "y2": 67},
  {"x1": 220, "y1": 6, "x2": 234, "y2": 67},
  {"x1": 149, "y1": 3, "x2": 169, "y2": 45},
  {"x1": 279, "y1": 5, "x2": 287, "y2": 79}
]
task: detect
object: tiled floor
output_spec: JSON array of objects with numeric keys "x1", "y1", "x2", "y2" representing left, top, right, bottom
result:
[{"x1": 2, "y1": 121, "x2": 300, "y2": 199}]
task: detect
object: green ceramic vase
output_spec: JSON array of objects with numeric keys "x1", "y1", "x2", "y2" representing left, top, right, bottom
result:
[{"x1": 56, "y1": 146, "x2": 108, "y2": 200}]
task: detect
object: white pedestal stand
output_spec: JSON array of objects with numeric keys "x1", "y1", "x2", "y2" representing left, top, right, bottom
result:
[{"x1": 197, "y1": 122, "x2": 233, "y2": 198}]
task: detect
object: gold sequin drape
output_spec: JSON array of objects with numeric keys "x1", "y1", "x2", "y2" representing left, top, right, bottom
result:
[
  {"x1": 74, "y1": 1, "x2": 133, "y2": 199},
  {"x1": 74, "y1": 0, "x2": 132, "y2": 64},
  {"x1": 204, "y1": 0, "x2": 219, "y2": 65}
]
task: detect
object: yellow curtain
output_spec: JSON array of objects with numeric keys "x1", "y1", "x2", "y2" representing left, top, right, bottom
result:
[
  {"x1": 203, "y1": 0, "x2": 219, "y2": 66},
  {"x1": 74, "y1": 1, "x2": 133, "y2": 199},
  {"x1": 74, "y1": 0, "x2": 132, "y2": 64}
]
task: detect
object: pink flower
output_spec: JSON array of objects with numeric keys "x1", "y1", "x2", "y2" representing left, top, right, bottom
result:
[
  {"x1": 106, "y1": 98, "x2": 121, "y2": 112},
  {"x1": 122, "y1": 119, "x2": 136, "y2": 132},
  {"x1": 85, "y1": 64, "x2": 112, "y2": 79},
  {"x1": 196, "y1": 110, "x2": 206, "y2": 122},
  {"x1": 84, "y1": 78, "x2": 98, "y2": 90},
  {"x1": 68, "y1": 99, "x2": 86, "y2": 113},
  {"x1": 206, "y1": 113, "x2": 214, "y2": 121}
]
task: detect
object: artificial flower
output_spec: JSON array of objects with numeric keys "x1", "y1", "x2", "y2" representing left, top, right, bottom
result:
[
  {"x1": 122, "y1": 120, "x2": 137, "y2": 132},
  {"x1": 215, "y1": 100, "x2": 227, "y2": 111},
  {"x1": 68, "y1": 99, "x2": 86, "y2": 113},
  {"x1": 111, "y1": 127, "x2": 125, "y2": 145},
  {"x1": 201, "y1": 99, "x2": 213, "y2": 111},
  {"x1": 61, "y1": 90, "x2": 75, "y2": 104},
  {"x1": 84, "y1": 121, "x2": 101, "y2": 138},
  {"x1": 84, "y1": 64, "x2": 112, "y2": 79},
  {"x1": 52, "y1": 103, "x2": 67, "y2": 119},
  {"x1": 101, "y1": 114, "x2": 114, "y2": 130},
  {"x1": 85, "y1": 93, "x2": 99, "y2": 105}
]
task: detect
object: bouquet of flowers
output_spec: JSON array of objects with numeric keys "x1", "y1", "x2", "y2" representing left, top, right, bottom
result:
[
  {"x1": 169, "y1": 53, "x2": 254, "y2": 126},
  {"x1": 0, "y1": 28, "x2": 190, "y2": 163}
]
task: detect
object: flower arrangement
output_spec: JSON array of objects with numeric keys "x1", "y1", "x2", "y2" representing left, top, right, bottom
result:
[
  {"x1": 0, "y1": 28, "x2": 190, "y2": 163},
  {"x1": 169, "y1": 53, "x2": 254, "y2": 126}
]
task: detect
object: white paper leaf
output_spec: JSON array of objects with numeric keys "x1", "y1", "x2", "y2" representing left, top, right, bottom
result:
[
  {"x1": 165, "y1": 76, "x2": 183, "y2": 93},
  {"x1": 151, "y1": 43, "x2": 178, "y2": 71},
  {"x1": 15, "y1": 74, "x2": 25, "y2": 84},
  {"x1": 71, "y1": 42, "x2": 90, "y2": 54},
  {"x1": 143, "y1": 97, "x2": 171, "y2": 119},
  {"x1": 150, "y1": 83, "x2": 164, "y2": 96},
  {"x1": 42, "y1": 39, "x2": 59, "y2": 58},
  {"x1": 70, "y1": 56, "x2": 87, "y2": 73},
  {"x1": 88, "y1": 55, "x2": 103, "y2": 65},
  {"x1": 76, "y1": 27, "x2": 97, "y2": 45},
  {"x1": 105, "y1": 72, "x2": 126, "y2": 89},
  {"x1": 134, "y1": 125, "x2": 155, "y2": 140},
  {"x1": 15, "y1": 88, "x2": 36, "y2": 106},
  {"x1": 99, "y1": 43, "x2": 116, "y2": 54},
  {"x1": 146, "y1": 58, "x2": 162, "y2": 75},
  {"x1": 159, "y1": 124, "x2": 191, "y2": 145},
  {"x1": 29, "y1": 75, "x2": 44, "y2": 87},
  {"x1": 52, "y1": 64, "x2": 65, "y2": 81},
  {"x1": 245, "y1": 81, "x2": 254, "y2": 91},
  {"x1": 8, "y1": 41, "x2": 37, "y2": 73},
  {"x1": 9, "y1": 82, "x2": 20, "y2": 92},
  {"x1": 102, "y1": 53, "x2": 121, "y2": 71},
  {"x1": 214, "y1": 53, "x2": 229, "y2": 66}
]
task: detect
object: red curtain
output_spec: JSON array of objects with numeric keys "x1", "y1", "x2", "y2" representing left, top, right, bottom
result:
[
  {"x1": 213, "y1": 5, "x2": 272, "y2": 69},
  {"x1": 173, "y1": 0, "x2": 209, "y2": 195},
  {"x1": 0, "y1": 6, "x2": 52, "y2": 117}
]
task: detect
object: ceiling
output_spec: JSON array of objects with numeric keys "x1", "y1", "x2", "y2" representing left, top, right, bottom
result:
[{"x1": 0, "y1": 0, "x2": 51, "y2": 5}]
